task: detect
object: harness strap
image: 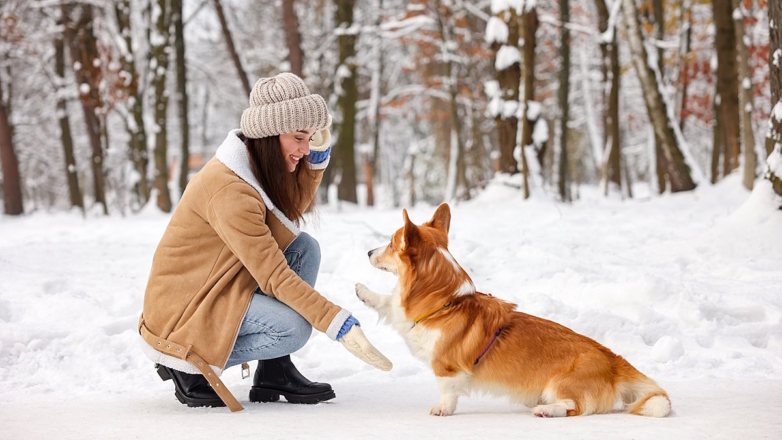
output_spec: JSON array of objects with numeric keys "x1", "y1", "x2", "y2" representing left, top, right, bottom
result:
[
  {"x1": 140, "y1": 323, "x2": 244, "y2": 412},
  {"x1": 474, "y1": 327, "x2": 503, "y2": 366},
  {"x1": 413, "y1": 302, "x2": 452, "y2": 326}
]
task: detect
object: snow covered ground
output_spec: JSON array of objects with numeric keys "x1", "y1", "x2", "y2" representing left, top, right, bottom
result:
[{"x1": 1, "y1": 175, "x2": 781, "y2": 439}]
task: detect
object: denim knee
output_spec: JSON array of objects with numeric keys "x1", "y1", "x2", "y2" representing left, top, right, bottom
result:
[
  {"x1": 292, "y1": 232, "x2": 321, "y2": 267},
  {"x1": 288, "y1": 316, "x2": 313, "y2": 352}
]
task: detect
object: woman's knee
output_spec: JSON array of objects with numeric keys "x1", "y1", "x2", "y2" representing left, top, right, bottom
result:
[
  {"x1": 294, "y1": 232, "x2": 321, "y2": 266},
  {"x1": 286, "y1": 314, "x2": 312, "y2": 352}
]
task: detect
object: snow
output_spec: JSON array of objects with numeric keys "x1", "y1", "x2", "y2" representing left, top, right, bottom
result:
[
  {"x1": 773, "y1": 49, "x2": 782, "y2": 68},
  {"x1": 1, "y1": 175, "x2": 781, "y2": 437},
  {"x1": 79, "y1": 83, "x2": 90, "y2": 95},
  {"x1": 485, "y1": 16, "x2": 509, "y2": 45},
  {"x1": 531, "y1": 117, "x2": 548, "y2": 145},
  {"x1": 502, "y1": 100, "x2": 519, "y2": 119},
  {"x1": 495, "y1": 45, "x2": 521, "y2": 71},
  {"x1": 525, "y1": 100, "x2": 541, "y2": 120},
  {"x1": 599, "y1": 0, "x2": 623, "y2": 44},
  {"x1": 491, "y1": 0, "x2": 523, "y2": 15}
]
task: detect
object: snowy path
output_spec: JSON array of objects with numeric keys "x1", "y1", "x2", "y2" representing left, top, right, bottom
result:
[
  {"x1": 2, "y1": 379, "x2": 781, "y2": 439},
  {"x1": 1, "y1": 176, "x2": 781, "y2": 438}
]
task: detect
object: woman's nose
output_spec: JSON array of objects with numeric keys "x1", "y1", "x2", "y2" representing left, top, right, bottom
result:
[{"x1": 301, "y1": 142, "x2": 311, "y2": 155}]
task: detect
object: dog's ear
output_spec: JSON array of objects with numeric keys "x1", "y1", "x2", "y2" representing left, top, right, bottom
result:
[
  {"x1": 426, "y1": 203, "x2": 451, "y2": 234},
  {"x1": 401, "y1": 209, "x2": 419, "y2": 251}
]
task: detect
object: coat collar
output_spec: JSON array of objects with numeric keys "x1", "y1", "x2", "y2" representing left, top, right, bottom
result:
[{"x1": 215, "y1": 129, "x2": 301, "y2": 236}]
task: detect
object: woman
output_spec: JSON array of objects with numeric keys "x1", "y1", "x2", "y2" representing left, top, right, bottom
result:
[{"x1": 139, "y1": 73, "x2": 390, "y2": 412}]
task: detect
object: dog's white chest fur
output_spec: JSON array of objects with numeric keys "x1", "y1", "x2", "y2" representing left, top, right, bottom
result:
[{"x1": 389, "y1": 285, "x2": 441, "y2": 362}]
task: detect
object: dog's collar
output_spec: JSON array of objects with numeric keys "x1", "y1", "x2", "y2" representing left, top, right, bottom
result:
[
  {"x1": 474, "y1": 327, "x2": 503, "y2": 366},
  {"x1": 412, "y1": 302, "x2": 452, "y2": 326}
]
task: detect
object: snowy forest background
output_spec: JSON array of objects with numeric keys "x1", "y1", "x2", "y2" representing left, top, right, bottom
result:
[{"x1": 1, "y1": 0, "x2": 781, "y2": 215}]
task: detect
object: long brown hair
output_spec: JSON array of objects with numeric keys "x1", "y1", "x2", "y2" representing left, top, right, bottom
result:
[{"x1": 241, "y1": 134, "x2": 317, "y2": 225}]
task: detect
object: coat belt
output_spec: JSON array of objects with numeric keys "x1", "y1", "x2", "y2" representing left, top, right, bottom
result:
[{"x1": 139, "y1": 321, "x2": 243, "y2": 412}]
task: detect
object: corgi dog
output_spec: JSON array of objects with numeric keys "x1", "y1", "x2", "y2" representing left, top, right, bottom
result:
[{"x1": 355, "y1": 203, "x2": 671, "y2": 417}]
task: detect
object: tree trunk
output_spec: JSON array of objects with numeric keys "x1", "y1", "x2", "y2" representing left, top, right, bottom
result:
[
  {"x1": 282, "y1": 0, "x2": 304, "y2": 77},
  {"x1": 492, "y1": 8, "x2": 520, "y2": 175},
  {"x1": 731, "y1": 0, "x2": 757, "y2": 190},
  {"x1": 367, "y1": 0, "x2": 384, "y2": 207},
  {"x1": 55, "y1": 16, "x2": 83, "y2": 211},
  {"x1": 335, "y1": 0, "x2": 358, "y2": 203},
  {"x1": 595, "y1": 0, "x2": 622, "y2": 194},
  {"x1": 151, "y1": 0, "x2": 173, "y2": 212},
  {"x1": 519, "y1": 6, "x2": 537, "y2": 199},
  {"x1": 622, "y1": 0, "x2": 695, "y2": 192},
  {"x1": 558, "y1": 0, "x2": 571, "y2": 202},
  {"x1": 0, "y1": 77, "x2": 23, "y2": 215},
  {"x1": 712, "y1": 0, "x2": 741, "y2": 180},
  {"x1": 63, "y1": 3, "x2": 108, "y2": 214},
  {"x1": 115, "y1": 0, "x2": 150, "y2": 205},
  {"x1": 676, "y1": 1, "x2": 692, "y2": 130},
  {"x1": 766, "y1": 0, "x2": 782, "y2": 197},
  {"x1": 173, "y1": 0, "x2": 190, "y2": 196},
  {"x1": 213, "y1": 0, "x2": 251, "y2": 97},
  {"x1": 435, "y1": 0, "x2": 467, "y2": 201},
  {"x1": 652, "y1": 0, "x2": 669, "y2": 193}
]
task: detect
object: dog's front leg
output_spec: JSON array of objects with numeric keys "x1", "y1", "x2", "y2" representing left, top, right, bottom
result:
[
  {"x1": 429, "y1": 371, "x2": 471, "y2": 416},
  {"x1": 355, "y1": 283, "x2": 392, "y2": 321}
]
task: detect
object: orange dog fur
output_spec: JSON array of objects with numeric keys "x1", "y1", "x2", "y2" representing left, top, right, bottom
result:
[{"x1": 355, "y1": 203, "x2": 671, "y2": 417}]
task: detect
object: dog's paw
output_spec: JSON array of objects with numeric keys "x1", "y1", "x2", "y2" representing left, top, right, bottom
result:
[
  {"x1": 532, "y1": 404, "x2": 566, "y2": 418},
  {"x1": 429, "y1": 403, "x2": 455, "y2": 417},
  {"x1": 355, "y1": 283, "x2": 375, "y2": 305}
]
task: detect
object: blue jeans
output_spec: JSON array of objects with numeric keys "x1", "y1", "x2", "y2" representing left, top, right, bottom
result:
[{"x1": 225, "y1": 232, "x2": 320, "y2": 369}]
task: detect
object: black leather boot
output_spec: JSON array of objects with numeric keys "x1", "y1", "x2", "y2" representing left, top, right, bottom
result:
[
  {"x1": 156, "y1": 364, "x2": 225, "y2": 408},
  {"x1": 249, "y1": 355, "x2": 335, "y2": 404}
]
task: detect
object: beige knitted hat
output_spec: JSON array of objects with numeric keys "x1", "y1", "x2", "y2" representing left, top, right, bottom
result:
[{"x1": 240, "y1": 72, "x2": 333, "y2": 151}]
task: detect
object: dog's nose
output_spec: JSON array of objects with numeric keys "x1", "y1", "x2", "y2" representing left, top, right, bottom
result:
[{"x1": 367, "y1": 250, "x2": 373, "y2": 258}]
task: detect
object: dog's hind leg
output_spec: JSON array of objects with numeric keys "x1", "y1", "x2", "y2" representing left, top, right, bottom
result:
[
  {"x1": 355, "y1": 283, "x2": 393, "y2": 320},
  {"x1": 429, "y1": 371, "x2": 471, "y2": 417}
]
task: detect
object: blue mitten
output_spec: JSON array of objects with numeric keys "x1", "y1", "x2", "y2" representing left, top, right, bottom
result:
[
  {"x1": 308, "y1": 146, "x2": 332, "y2": 165},
  {"x1": 336, "y1": 315, "x2": 360, "y2": 341}
]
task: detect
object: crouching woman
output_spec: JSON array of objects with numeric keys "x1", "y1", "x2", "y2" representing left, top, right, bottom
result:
[{"x1": 138, "y1": 73, "x2": 390, "y2": 411}]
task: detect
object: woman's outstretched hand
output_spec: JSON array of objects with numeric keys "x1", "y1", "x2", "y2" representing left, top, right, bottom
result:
[{"x1": 339, "y1": 326, "x2": 393, "y2": 371}]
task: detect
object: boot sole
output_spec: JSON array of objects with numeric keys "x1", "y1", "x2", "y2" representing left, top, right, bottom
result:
[
  {"x1": 249, "y1": 387, "x2": 336, "y2": 404},
  {"x1": 175, "y1": 389, "x2": 226, "y2": 408}
]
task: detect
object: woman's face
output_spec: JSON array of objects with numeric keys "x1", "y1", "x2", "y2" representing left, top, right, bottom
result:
[{"x1": 279, "y1": 129, "x2": 315, "y2": 172}]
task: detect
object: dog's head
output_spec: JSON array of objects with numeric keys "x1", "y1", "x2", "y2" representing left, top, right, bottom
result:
[{"x1": 368, "y1": 203, "x2": 452, "y2": 276}]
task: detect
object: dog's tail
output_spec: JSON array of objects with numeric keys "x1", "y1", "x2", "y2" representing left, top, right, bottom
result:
[{"x1": 614, "y1": 357, "x2": 671, "y2": 418}]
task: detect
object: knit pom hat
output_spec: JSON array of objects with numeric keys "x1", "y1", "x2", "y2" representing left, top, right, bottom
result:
[{"x1": 240, "y1": 72, "x2": 333, "y2": 151}]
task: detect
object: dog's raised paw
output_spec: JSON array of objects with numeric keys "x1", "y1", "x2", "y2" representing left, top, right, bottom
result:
[{"x1": 355, "y1": 283, "x2": 373, "y2": 304}]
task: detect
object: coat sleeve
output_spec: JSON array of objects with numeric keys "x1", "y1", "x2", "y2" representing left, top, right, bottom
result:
[{"x1": 205, "y1": 182, "x2": 350, "y2": 340}]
